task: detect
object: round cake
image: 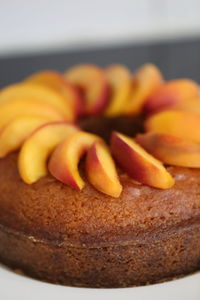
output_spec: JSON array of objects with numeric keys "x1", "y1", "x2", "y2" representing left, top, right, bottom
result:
[{"x1": 0, "y1": 63, "x2": 199, "y2": 288}]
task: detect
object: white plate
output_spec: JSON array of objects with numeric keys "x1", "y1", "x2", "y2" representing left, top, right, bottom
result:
[{"x1": 0, "y1": 264, "x2": 199, "y2": 300}]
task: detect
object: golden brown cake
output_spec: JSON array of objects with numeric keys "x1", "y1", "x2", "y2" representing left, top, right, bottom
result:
[{"x1": 0, "y1": 64, "x2": 200, "y2": 287}]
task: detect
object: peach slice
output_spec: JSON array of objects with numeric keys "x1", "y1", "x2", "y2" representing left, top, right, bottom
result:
[
  {"x1": 0, "y1": 116, "x2": 53, "y2": 157},
  {"x1": 111, "y1": 132, "x2": 174, "y2": 189},
  {"x1": 145, "y1": 110, "x2": 200, "y2": 143},
  {"x1": 48, "y1": 132, "x2": 102, "y2": 190},
  {"x1": 65, "y1": 64, "x2": 110, "y2": 115},
  {"x1": 174, "y1": 98, "x2": 200, "y2": 114},
  {"x1": 123, "y1": 64, "x2": 163, "y2": 115},
  {"x1": 0, "y1": 83, "x2": 75, "y2": 121},
  {"x1": 0, "y1": 99, "x2": 65, "y2": 131},
  {"x1": 144, "y1": 79, "x2": 200, "y2": 114},
  {"x1": 18, "y1": 122, "x2": 79, "y2": 184},
  {"x1": 104, "y1": 64, "x2": 132, "y2": 116},
  {"x1": 136, "y1": 132, "x2": 200, "y2": 168},
  {"x1": 85, "y1": 141, "x2": 122, "y2": 197},
  {"x1": 25, "y1": 70, "x2": 83, "y2": 117}
]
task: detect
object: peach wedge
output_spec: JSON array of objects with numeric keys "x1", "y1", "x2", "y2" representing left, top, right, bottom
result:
[
  {"x1": 85, "y1": 141, "x2": 122, "y2": 197},
  {"x1": 65, "y1": 64, "x2": 110, "y2": 115},
  {"x1": 136, "y1": 132, "x2": 200, "y2": 168},
  {"x1": 18, "y1": 122, "x2": 79, "y2": 184},
  {"x1": 48, "y1": 132, "x2": 101, "y2": 190},
  {"x1": 0, "y1": 99, "x2": 65, "y2": 131},
  {"x1": 174, "y1": 98, "x2": 200, "y2": 114},
  {"x1": 123, "y1": 64, "x2": 163, "y2": 115},
  {"x1": 145, "y1": 110, "x2": 200, "y2": 143},
  {"x1": 0, "y1": 116, "x2": 52, "y2": 157},
  {"x1": 0, "y1": 83, "x2": 75, "y2": 121},
  {"x1": 144, "y1": 79, "x2": 200, "y2": 114},
  {"x1": 105, "y1": 64, "x2": 132, "y2": 116},
  {"x1": 111, "y1": 132, "x2": 174, "y2": 189},
  {"x1": 26, "y1": 70, "x2": 83, "y2": 117}
]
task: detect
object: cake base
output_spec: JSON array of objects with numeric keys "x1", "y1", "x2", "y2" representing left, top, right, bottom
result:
[{"x1": 0, "y1": 220, "x2": 199, "y2": 288}]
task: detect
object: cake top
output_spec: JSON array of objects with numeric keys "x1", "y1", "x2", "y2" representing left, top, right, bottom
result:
[{"x1": 0, "y1": 63, "x2": 200, "y2": 197}]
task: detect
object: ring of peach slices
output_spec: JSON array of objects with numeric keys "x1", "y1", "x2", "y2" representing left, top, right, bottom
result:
[{"x1": 0, "y1": 63, "x2": 200, "y2": 198}]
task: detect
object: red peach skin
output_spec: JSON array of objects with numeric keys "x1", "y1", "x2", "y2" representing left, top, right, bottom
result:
[{"x1": 111, "y1": 131, "x2": 174, "y2": 189}]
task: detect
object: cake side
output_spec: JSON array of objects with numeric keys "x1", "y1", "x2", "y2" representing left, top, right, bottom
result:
[{"x1": 0, "y1": 217, "x2": 199, "y2": 287}]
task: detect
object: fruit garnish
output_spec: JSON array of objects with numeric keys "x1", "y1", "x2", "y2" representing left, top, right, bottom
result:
[
  {"x1": 48, "y1": 131, "x2": 101, "y2": 190},
  {"x1": 136, "y1": 132, "x2": 200, "y2": 168},
  {"x1": 18, "y1": 122, "x2": 79, "y2": 184},
  {"x1": 65, "y1": 64, "x2": 110, "y2": 115},
  {"x1": 104, "y1": 64, "x2": 131, "y2": 116},
  {"x1": 144, "y1": 79, "x2": 200, "y2": 114},
  {"x1": 0, "y1": 99, "x2": 65, "y2": 131},
  {"x1": 0, "y1": 116, "x2": 52, "y2": 157},
  {"x1": 86, "y1": 141, "x2": 122, "y2": 197},
  {"x1": 111, "y1": 131, "x2": 174, "y2": 189},
  {"x1": 0, "y1": 83, "x2": 75, "y2": 121},
  {"x1": 145, "y1": 110, "x2": 200, "y2": 143},
  {"x1": 123, "y1": 64, "x2": 163, "y2": 115},
  {"x1": 26, "y1": 70, "x2": 83, "y2": 117}
]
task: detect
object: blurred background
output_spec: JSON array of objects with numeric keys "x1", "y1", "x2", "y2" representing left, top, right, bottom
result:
[{"x1": 1, "y1": 0, "x2": 200, "y2": 85}]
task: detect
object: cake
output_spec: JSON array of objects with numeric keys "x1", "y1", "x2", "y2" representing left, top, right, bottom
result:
[{"x1": 0, "y1": 64, "x2": 199, "y2": 288}]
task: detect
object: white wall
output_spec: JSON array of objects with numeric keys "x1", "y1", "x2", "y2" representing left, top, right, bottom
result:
[{"x1": 0, "y1": 0, "x2": 200, "y2": 56}]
